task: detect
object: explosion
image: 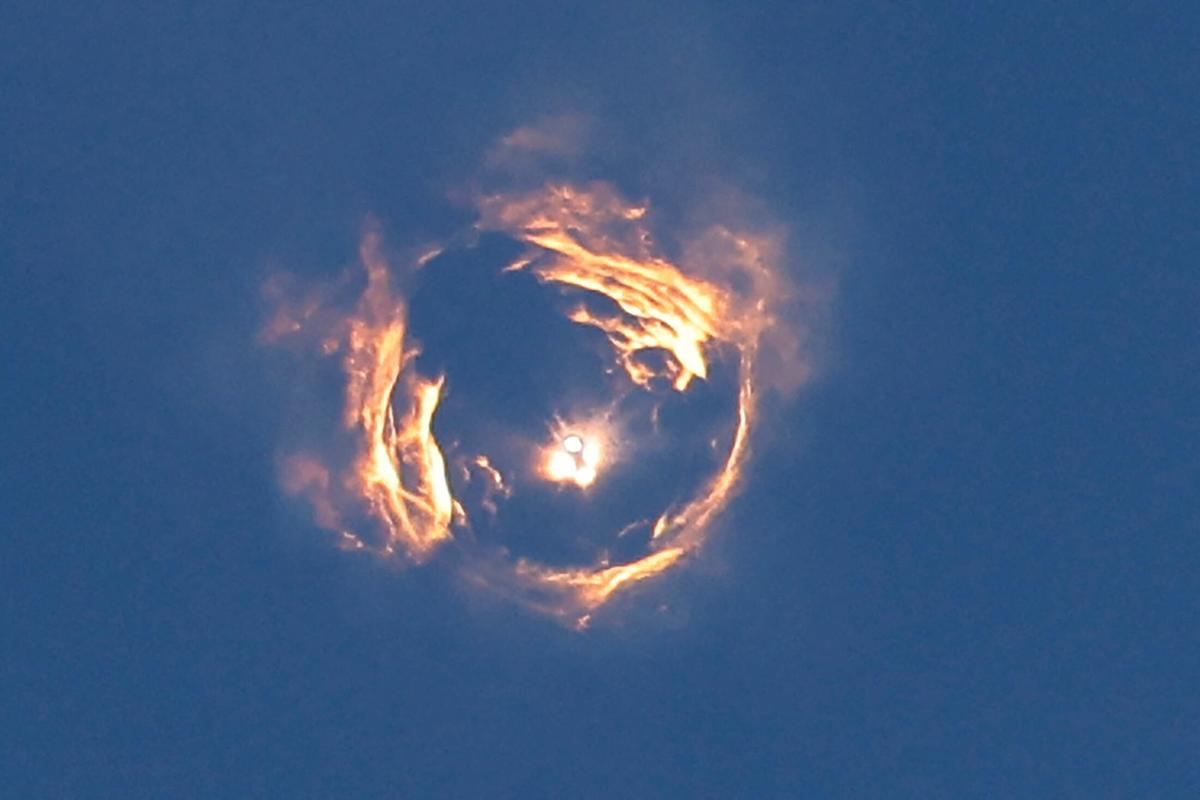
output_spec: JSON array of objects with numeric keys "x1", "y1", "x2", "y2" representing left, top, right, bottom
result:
[{"x1": 264, "y1": 126, "x2": 801, "y2": 628}]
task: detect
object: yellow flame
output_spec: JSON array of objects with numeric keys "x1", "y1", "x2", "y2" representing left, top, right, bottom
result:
[
  {"x1": 266, "y1": 176, "x2": 790, "y2": 627},
  {"x1": 275, "y1": 230, "x2": 454, "y2": 561},
  {"x1": 486, "y1": 183, "x2": 725, "y2": 391}
]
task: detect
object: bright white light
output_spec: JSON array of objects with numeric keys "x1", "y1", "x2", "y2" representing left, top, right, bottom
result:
[
  {"x1": 575, "y1": 464, "x2": 597, "y2": 486},
  {"x1": 547, "y1": 450, "x2": 576, "y2": 481},
  {"x1": 563, "y1": 434, "x2": 584, "y2": 454},
  {"x1": 580, "y1": 440, "x2": 601, "y2": 467}
]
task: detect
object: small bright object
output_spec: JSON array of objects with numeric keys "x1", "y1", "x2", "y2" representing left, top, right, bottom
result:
[{"x1": 543, "y1": 432, "x2": 604, "y2": 487}]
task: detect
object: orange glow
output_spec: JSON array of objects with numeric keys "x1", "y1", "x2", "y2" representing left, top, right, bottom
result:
[
  {"x1": 264, "y1": 152, "x2": 796, "y2": 627},
  {"x1": 272, "y1": 230, "x2": 454, "y2": 562},
  {"x1": 546, "y1": 450, "x2": 577, "y2": 482},
  {"x1": 488, "y1": 183, "x2": 726, "y2": 392}
]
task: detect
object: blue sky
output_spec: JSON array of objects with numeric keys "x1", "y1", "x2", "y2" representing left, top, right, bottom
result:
[{"x1": 4, "y1": 2, "x2": 1198, "y2": 796}]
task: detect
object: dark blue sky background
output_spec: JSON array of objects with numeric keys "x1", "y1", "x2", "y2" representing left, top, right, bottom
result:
[{"x1": 4, "y1": 2, "x2": 1198, "y2": 797}]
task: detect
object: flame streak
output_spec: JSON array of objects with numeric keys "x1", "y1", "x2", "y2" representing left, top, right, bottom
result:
[
  {"x1": 281, "y1": 231, "x2": 454, "y2": 561},
  {"x1": 270, "y1": 180, "x2": 787, "y2": 626},
  {"x1": 485, "y1": 184, "x2": 724, "y2": 391}
]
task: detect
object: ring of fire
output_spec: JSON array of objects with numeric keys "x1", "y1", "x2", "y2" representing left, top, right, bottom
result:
[{"x1": 266, "y1": 177, "x2": 791, "y2": 629}]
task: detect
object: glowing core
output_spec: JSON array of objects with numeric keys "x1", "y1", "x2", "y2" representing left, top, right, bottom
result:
[{"x1": 544, "y1": 433, "x2": 603, "y2": 487}]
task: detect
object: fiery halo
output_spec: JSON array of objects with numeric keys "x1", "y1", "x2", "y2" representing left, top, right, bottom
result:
[{"x1": 264, "y1": 142, "x2": 798, "y2": 628}]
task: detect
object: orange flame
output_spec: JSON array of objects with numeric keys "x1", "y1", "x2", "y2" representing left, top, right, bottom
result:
[{"x1": 266, "y1": 173, "x2": 794, "y2": 627}]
